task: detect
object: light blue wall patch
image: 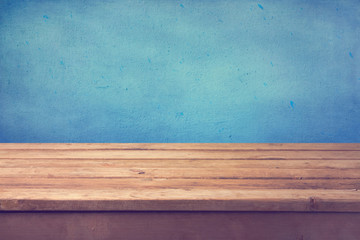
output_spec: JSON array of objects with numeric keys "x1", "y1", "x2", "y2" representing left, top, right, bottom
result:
[{"x1": 0, "y1": 0, "x2": 359, "y2": 142}]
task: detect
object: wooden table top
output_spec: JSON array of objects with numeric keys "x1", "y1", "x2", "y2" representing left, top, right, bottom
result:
[{"x1": 0, "y1": 143, "x2": 359, "y2": 212}]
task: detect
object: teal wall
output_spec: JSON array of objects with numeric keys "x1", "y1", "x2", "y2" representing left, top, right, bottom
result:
[{"x1": 0, "y1": 0, "x2": 359, "y2": 142}]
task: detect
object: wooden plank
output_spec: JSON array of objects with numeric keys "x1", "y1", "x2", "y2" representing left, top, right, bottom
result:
[
  {"x1": 1, "y1": 212, "x2": 360, "y2": 240},
  {"x1": 0, "y1": 167, "x2": 359, "y2": 179},
  {"x1": 1, "y1": 159, "x2": 360, "y2": 169},
  {"x1": 0, "y1": 143, "x2": 359, "y2": 212},
  {"x1": 0, "y1": 149, "x2": 359, "y2": 159},
  {"x1": 1, "y1": 189, "x2": 360, "y2": 212},
  {"x1": 0, "y1": 178, "x2": 359, "y2": 190},
  {"x1": 0, "y1": 143, "x2": 359, "y2": 151}
]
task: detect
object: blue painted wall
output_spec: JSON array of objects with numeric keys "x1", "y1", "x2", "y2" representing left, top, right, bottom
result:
[{"x1": 0, "y1": 0, "x2": 359, "y2": 142}]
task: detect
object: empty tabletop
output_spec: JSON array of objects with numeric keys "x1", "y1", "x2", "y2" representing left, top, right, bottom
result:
[{"x1": 0, "y1": 143, "x2": 359, "y2": 212}]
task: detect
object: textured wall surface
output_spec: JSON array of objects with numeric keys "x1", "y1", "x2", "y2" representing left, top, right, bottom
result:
[{"x1": 0, "y1": 0, "x2": 359, "y2": 142}]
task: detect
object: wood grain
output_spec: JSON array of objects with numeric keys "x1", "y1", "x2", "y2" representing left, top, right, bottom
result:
[
  {"x1": 0, "y1": 143, "x2": 359, "y2": 212},
  {"x1": 1, "y1": 149, "x2": 359, "y2": 159},
  {"x1": 1, "y1": 159, "x2": 360, "y2": 169},
  {"x1": 0, "y1": 189, "x2": 360, "y2": 212},
  {"x1": 1, "y1": 178, "x2": 359, "y2": 190},
  {"x1": 1, "y1": 167, "x2": 359, "y2": 179}
]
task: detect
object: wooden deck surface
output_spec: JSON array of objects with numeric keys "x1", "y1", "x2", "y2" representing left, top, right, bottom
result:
[{"x1": 0, "y1": 143, "x2": 359, "y2": 212}]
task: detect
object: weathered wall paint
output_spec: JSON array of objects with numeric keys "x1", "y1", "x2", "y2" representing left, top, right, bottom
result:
[{"x1": 0, "y1": 0, "x2": 359, "y2": 143}]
